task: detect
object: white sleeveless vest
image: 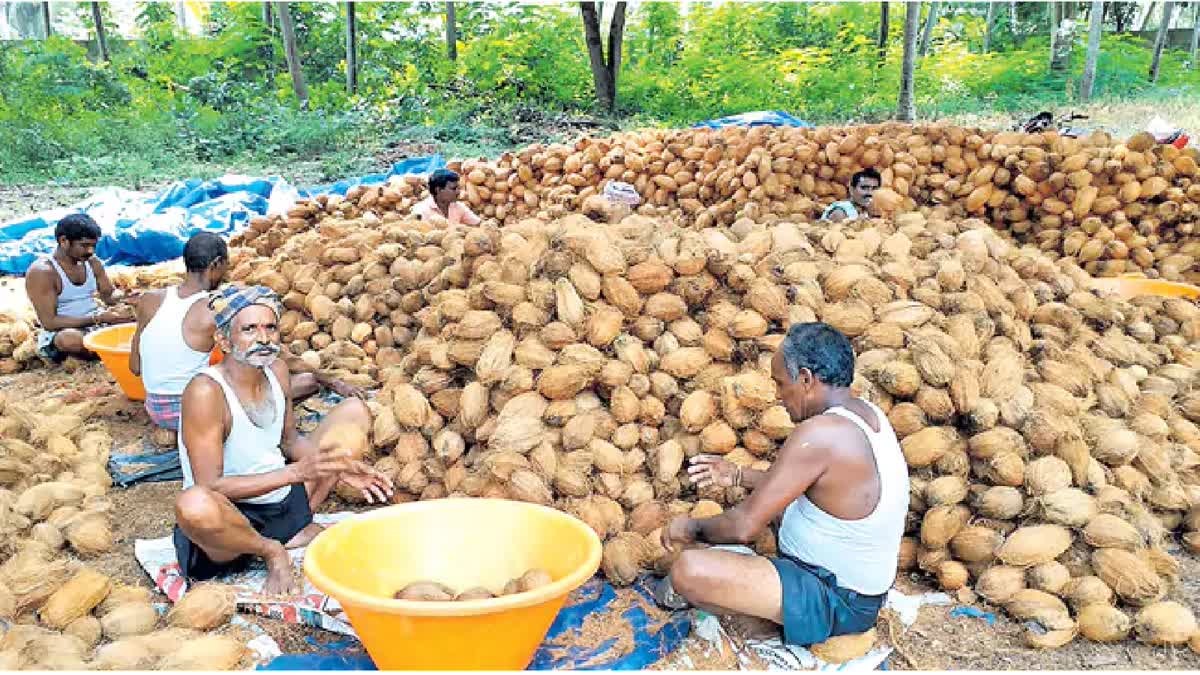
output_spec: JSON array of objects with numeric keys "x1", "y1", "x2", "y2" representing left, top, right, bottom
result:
[
  {"x1": 140, "y1": 286, "x2": 212, "y2": 396},
  {"x1": 179, "y1": 366, "x2": 291, "y2": 505},
  {"x1": 777, "y1": 401, "x2": 910, "y2": 595}
]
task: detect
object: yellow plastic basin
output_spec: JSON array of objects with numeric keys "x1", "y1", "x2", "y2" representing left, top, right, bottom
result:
[
  {"x1": 1090, "y1": 276, "x2": 1200, "y2": 300},
  {"x1": 83, "y1": 323, "x2": 221, "y2": 401},
  {"x1": 303, "y1": 498, "x2": 603, "y2": 671}
]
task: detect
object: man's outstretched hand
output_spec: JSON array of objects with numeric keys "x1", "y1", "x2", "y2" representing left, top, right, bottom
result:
[
  {"x1": 329, "y1": 380, "x2": 366, "y2": 400},
  {"x1": 687, "y1": 455, "x2": 738, "y2": 488},
  {"x1": 338, "y1": 462, "x2": 395, "y2": 504}
]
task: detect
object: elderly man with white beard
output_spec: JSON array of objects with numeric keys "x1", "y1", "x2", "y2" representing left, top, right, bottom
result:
[{"x1": 172, "y1": 285, "x2": 393, "y2": 595}]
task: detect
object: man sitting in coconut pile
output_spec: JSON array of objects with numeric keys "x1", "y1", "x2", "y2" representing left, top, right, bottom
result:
[
  {"x1": 24, "y1": 214, "x2": 135, "y2": 362},
  {"x1": 130, "y1": 232, "x2": 364, "y2": 443},
  {"x1": 172, "y1": 285, "x2": 393, "y2": 595},
  {"x1": 821, "y1": 169, "x2": 882, "y2": 223},
  {"x1": 658, "y1": 322, "x2": 910, "y2": 648},
  {"x1": 411, "y1": 168, "x2": 483, "y2": 226}
]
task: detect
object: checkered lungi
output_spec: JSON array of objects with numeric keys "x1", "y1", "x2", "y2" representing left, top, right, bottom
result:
[{"x1": 145, "y1": 392, "x2": 184, "y2": 430}]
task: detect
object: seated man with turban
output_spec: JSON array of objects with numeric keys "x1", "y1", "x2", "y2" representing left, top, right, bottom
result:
[{"x1": 172, "y1": 285, "x2": 393, "y2": 595}]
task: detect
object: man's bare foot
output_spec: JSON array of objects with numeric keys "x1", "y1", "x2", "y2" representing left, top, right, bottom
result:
[
  {"x1": 150, "y1": 426, "x2": 177, "y2": 449},
  {"x1": 283, "y1": 522, "x2": 325, "y2": 549},
  {"x1": 263, "y1": 548, "x2": 296, "y2": 596},
  {"x1": 723, "y1": 614, "x2": 782, "y2": 641}
]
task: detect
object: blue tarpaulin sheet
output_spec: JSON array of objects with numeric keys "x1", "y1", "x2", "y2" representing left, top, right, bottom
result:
[
  {"x1": 258, "y1": 576, "x2": 691, "y2": 671},
  {"x1": 693, "y1": 110, "x2": 814, "y2": 129},
  {"x1": 0, "y1": 156, "x2": 446, "y2": 276}
]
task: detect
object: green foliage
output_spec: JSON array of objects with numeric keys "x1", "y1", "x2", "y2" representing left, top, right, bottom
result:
[{"x1": 1, "y1": 1, "x2": 1198, "y2": 185}]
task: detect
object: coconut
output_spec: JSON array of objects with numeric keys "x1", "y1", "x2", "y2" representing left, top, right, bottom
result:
[
  {"x1": 1092, "y1": 548, "x2": 1164, "y2": 606},
  {"x1": 1027, "y1": 562, "x2": 1071, "y2": 595},
  {"x1": 39, "y1": 567, "x2": 112, "y2": 629},
  {"x1": 997, "y1": 525, "x2": 1072, "y2": 567},
  {"x1": 602, "y1": 532, "x2": 650, "y2": 586},
  {"x1": 949, "y1": 525, "x2": 1002, "y2": 563},
  {"x1": 1005, "y1": 589, "x2": 1074, "y2": 630},
  {"x1": 1024, "y1": 456, "x2": 1072, "y2": 496},
  {"x1": 809, "y1": 628, "x2": 877, "y2": 664},
  {"x1": 920, "y1": 505, "x2": 970, "y2": 549},
  {"x1": 1133, "y1": 601, "x2": 1198, "y2": 646},
  {"x1": 63, "y1": 615, "x2": 102, "y2": 649},
  {"x1": 1038, "y1": 488, "x2": 1098, "y2": 527},
  {"x1": 901, "y1": 427, "x2": 956, "y2": 468},
  {"x1": 1024, "y1": 624, "x2": 1077, "y2": 649},
  {"x1": 975, "y1": 565, "x2": 1026, "y2": 604},
  {"x1": 975, "y1": 486, "x2": 1024, "y2": 519},
  {"x1": 936, "y1": 561, "x2": 969, "y2": 591},
  {"x1": 1082, "y1": 514, "x2": 1144, "y2": 550},
  {"x1": 98, "y1": 584, "x2": 154, "y2": 616},
  {"x1": 159, "y1": 634, "x2": 246, "y2": 670},
  {"x1": 100, "y1": 602, "x2": 159, "y2": 639},
  {"x1": 1062, "y1": 576, "x2": 1114, "y2": 611},
  {"x1": 925, "y1": 476, "x2": 968, "y2": 506},
  {"x1": 93, "y1": 638, "x2": 159, "y2": 670},
  {"x1": 1079, "y1": 605, "x2": 1133, "y2": 642},
  {"x1": 167, "y1": 582, "x2": 237, "y2": 630}
]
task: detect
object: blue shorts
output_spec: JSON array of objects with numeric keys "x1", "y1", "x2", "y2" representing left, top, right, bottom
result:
[{"x1": 769, "y1": 553, "x2": 887, "y2": 646}]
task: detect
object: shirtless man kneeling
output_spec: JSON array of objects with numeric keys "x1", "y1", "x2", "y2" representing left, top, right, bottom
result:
[
  {"x1": 659, "y1": 322, "x2": 909, "y2": 647},
  {"x1": 173, "y1": 285, "x2": 393, "y2": 595}
]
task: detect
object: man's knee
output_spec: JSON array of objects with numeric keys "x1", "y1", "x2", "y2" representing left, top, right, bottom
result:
[
  {"x1": 175, "y1": 486, "x2": 225, "y2": 530},
  {"x1": 54, "y1": 330, "x2": 87, "y2": 354},
  {"x1": 670, "y1": 549, "x2": 716, "y2": 601},
  {"x1": 337, "y1": 397, "x2": 370, "y2": 425}
]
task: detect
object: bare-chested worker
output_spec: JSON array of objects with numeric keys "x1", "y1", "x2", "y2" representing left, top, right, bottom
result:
[
  {"x1": 658, "y1": 322, "x2": 909, "y2": 647},
  {"x1": 25, "y1": 214, "x2": 132, "y2": 361},
  {"x1": 172, "y1": 285, "x2": 392, "y2": 595}
]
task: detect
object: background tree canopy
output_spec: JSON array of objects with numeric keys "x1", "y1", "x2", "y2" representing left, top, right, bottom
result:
[{"x1": 0, "y1": 1, "x2": 1197, "y2": 185}]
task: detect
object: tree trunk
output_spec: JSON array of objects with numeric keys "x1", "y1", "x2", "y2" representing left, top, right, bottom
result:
[
  {"x1": 42, "y1": 2, "x2": 52, "y2": 37},
  {"x1": 1150, "y1": 1, "x2": 1176, "y2": 82},
  {"x1": 1010, "y1": 0, "x2": 1018, "y2": 32},
  {"x1": 90, "y1": 2, "x2": 109, "y2": 62},
  {"x1": 879, "y1": 2, "x2": 890, "y2": 60},
  {"x1": 1081, "y1": 0, "x2": 1104, "y2": 101},
  {"x1": 580, "y1": 1, "x2": 625, "y2": 113},
  {"x1": 608, "y1": 2, "x2": 627, "y2": 88},
  {"x1": 1137, "y1": 2, "x2": 1157, "y2": 31},
  {"x1": 1191, "y1": 3, "x2": 1199, "y2": 69},
  {"x1": 176, "y1": 2, "x2": 187, "y2": 29},
  {"x1": 263, "y1": 2, "x2": 274, "y2": 33},
  {"x1": 918, "y1": 2, "x2": 938, "y2": 56},
  {"x1": 345, "y1": 2, "x2": 358, "y2": 94},
  {"x1": 276, "y1": 2, "x2": 309, "y2": 107},
  {"x1": 1049, "y1": 0, "x2": 1060, "y2": 65},
  {"x1": 984, "y1": 1, "x2": 997, "y2": 52},
  {"x1": 446, "y1": 2, "x2": 457, "y2": 61},
  {"x1": 898, "y1": 1, "x2": 920, "y2": 121}
]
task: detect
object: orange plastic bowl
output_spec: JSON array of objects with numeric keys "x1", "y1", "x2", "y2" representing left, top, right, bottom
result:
[
  {"x1": 83, "y1": 323, "x2": 222, "y2": 401},
  {"x1": 1090, "y1": 276, "x2": 1200, "y2": 301},
  {"x1": 302, "y1": 498, "x2": 603, "y2": 671}
]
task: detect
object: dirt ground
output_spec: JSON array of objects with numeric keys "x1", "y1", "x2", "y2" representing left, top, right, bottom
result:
[{"x1": 4, "y1": 358, "x2": 1200, "y2": 670}]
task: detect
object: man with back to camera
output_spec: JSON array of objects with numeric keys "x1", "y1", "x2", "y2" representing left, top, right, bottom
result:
[
  {"x1": 821, "y1": 169, "x2": 882, "y2": 223},
  {"x1": 411, "y1": 168, "x2": 482, "y2": 226},
  {"x1": 131, "y1": 232, "x2": 364, "y2": 436},
  {"x1": 25, "y1": 214, "x2": 133, "y2": 362},
  {"x1": 656, "y1": 322, "x2": 910, "y2": 647},
  {"x1": 172, "y1": 285, "x2": 393, "y2": 596}
]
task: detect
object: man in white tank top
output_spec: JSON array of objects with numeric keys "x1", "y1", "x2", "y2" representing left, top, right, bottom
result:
[
  {"x1": 173, "y1": 286, "x2": 393, "y2": 596},
  {"x1": 820, "y1": 168, "x2": 881, "y2": 223},
  {"x1": 24, "y1": 214, "x2": 133, "y2": 362},
  {"x1": 659, "y1": 322, "x2": 910, "y2": 647},
  {"x1": 131, "y1": 234, "x2": 364, "y2": 442}
]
